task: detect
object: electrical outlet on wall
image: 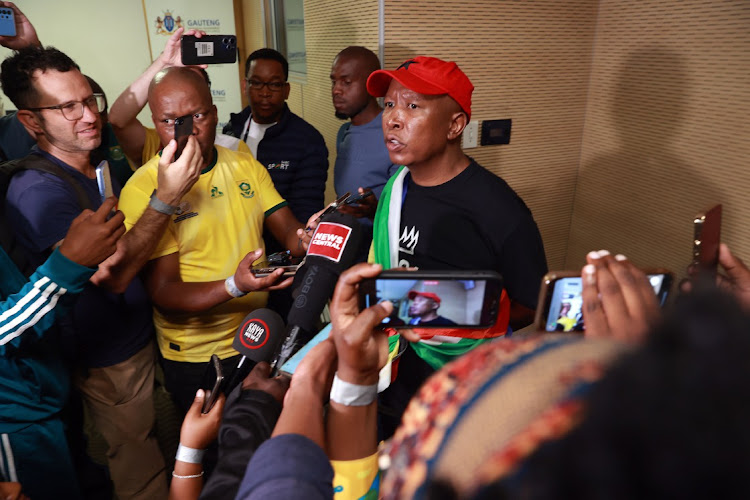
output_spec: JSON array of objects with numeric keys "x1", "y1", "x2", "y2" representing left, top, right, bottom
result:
[{"x1": 462, "y1": 120, "x2": 479, "y2": 149}]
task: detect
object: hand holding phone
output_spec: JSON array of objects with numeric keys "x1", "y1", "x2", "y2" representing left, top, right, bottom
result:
[
  {"x1": 200, "y1": 354, "x2": 225, "y2": 413},
  {"x1": 251, "y1": 251, "x2": 305, "y2": 278},
  {"x1": 358, "y1": 270, "x2": 503, "y2": 329},
  {"x1": 338, "y1": 189, "x2": 377, "y2": 220},
  {"x1": 535, "y1": 253, "x2": 670, "y2": 343},
  {"x1": 0, "y1": 7, "x2": 16, "y2": 37}
]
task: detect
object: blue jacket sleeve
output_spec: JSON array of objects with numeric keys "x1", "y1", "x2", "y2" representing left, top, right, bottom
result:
[
  {"x1": 235, "y1": 433, "x2": 334, "y2": 500},
  {"x1": 287, "y1": 132, "x2": 329, "y2": 223},
  {"x1": 0, "y1": 248, "x2": 95, "y2": 355}
]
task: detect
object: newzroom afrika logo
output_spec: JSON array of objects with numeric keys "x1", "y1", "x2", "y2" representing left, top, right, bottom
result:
[
  {"x1": 307, "y1": 222, "x2": 351, "y2": 263},
  {"x1": 155, "y1": 10, "x2": 222, "y2": 35}
]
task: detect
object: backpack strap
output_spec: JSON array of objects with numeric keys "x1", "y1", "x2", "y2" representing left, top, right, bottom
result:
[{"x1": 21, "y1": 154, "x2": 94, "y2": 210}]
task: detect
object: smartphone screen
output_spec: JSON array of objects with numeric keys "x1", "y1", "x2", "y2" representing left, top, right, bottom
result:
[
  {"x1": 174, "y1": 114, "x2": 193, "y2": 160},
  {"x1": 200, "y1": 354, "x2": 224, "y2": 414},
  {"x1": 358, "y1": 271, "x2": 503, "y2": 328},
  {"x1": 538, "y1": 272, "x2": 672, "y2": 333}
]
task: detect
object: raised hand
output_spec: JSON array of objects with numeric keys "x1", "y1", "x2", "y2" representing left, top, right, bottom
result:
[
  {"x1": 580, "y1": 250, "x2": 660, "y2": 344},
  {"x1": 59, "y1": 197, "x2": 126, "y2": 267},
  {"x1": 155, "y1": 136, "x2": 203, "y2": 206}
]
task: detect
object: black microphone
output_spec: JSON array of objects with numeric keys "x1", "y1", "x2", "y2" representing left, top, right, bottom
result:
[
  {"x1": 271, "y1": 211, "x2": 362, "y2": 372},
  {"x1": 225, "y1": 308, "x2": 285, "y2": 392}
]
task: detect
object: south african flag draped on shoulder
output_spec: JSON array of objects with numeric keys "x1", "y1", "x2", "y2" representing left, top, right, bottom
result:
[{"x1": 371, "y1": 166, "x2": 511, "y2": 370}]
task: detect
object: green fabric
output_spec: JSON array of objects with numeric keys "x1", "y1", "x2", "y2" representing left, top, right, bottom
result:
[
  {"x1": 375, "y1": 166, "x2": 492, "y2": 370},
  {"x1": 410, "y1": 337, "x2": 493, "y2": 370},
  {"x1": 372, "y1": 165, "x2": 405, "y2": 267}
]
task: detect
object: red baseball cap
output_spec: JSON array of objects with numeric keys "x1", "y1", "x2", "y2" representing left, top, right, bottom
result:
[
  {"x1": 408, "y1": 290, "x2": 441, "y2": 304},
  {"x1": 367, "y1": 56, "x2": 474, "y2": 118}
]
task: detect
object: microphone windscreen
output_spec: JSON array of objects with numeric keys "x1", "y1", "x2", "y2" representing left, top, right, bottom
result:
[
  {"x1": 286, "y1": 212, "x2": 363, "y2": 332},
  {"x1": 305, "y1": 211, "x2": 363, "y2": 270},
  {"x1": 233, "y1": 308, "x2": 285, "y2": 363}
]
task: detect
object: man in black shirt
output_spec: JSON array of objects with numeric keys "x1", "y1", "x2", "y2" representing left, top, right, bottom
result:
[
  {"x1": 366, "y1": 56, "x2": 548, "y2": 437},
  {"x1": 407, "y1": 291, "x2": 457, "y2": 326}
]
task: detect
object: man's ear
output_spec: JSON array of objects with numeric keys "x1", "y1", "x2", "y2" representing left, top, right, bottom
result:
[
  {"x1": 16, "y1": 110, "x2": 43, "y2": 137},
  {"x1": 447, "y1": 111, "x2": 468, "y2": 141},
  {"x1": 282, "y1": 82, "x2": 291, "y2": 101}
]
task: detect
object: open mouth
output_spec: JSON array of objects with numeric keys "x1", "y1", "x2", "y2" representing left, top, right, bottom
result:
[{"x1": 386, "y1": 137, "x2": 405, "y2": 151}]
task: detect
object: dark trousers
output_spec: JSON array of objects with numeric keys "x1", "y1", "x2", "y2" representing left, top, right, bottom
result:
[{"x1": 161, "y1": 354, "x2": 242, "y2": 416}]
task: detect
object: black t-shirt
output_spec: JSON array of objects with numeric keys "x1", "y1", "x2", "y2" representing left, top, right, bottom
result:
[
  {"x1": 408, "y1": 315, "x2": 457, "y2": 326},
  {"x1": 397, "y1": 160, "x2": 547, "y2": 309}
]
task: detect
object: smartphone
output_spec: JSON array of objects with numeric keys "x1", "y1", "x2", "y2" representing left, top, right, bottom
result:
[
  {"x1": 173, "y1": 114, "x2": 193, "y2": 160},
  {"x1": 358, "y1": 270, "x2": 504, "y2": 328},
  {"x1": 200, "y1": 354, "x2": 224, "y2": 414},
  {"x1": 343, "y1": 190, "x2": 374, "y2": 206},
  {"x1": 278, "y1": 325, "x2": 331, "y2": 377},
  {"x1": 251, "y1": 253, "x2": 305, "y2": 278},
  {"x1": 0, "y1": 8, "x2": 16, "y2": 37},
  {"x1": 181, "y1": 35, "x2": 237, "y2": 65},
  {"x1": 692, "y1": 204, "x2": 722, "y2": 278},
  {"x1": 534, "y1": 270, "x2": 673, "y2": 333},
  {"x1": 95, "y1": 160, "x2": 114, "y2": 203}
]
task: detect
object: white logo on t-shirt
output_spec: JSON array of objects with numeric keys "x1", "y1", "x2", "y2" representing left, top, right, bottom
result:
[{"x1": 399, "y1": 225, "x2": 419, "y2": 256}]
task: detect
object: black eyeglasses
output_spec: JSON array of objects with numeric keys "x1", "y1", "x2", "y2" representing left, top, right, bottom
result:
[
  {"x1": 25, "y1": 94, "x2": 106, "y2": 121},
  {"x1": 245, "y1": 79, "x2": 286, "y2": 92}
]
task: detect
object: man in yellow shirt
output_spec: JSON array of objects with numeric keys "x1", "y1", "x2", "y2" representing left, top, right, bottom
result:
[{"x1": 119, "y1": 67, "x2": 308, "y2": 413}]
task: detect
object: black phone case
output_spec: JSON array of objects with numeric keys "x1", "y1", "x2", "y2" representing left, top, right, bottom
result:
[
  {"x1": 181, "y1": 35, "x2": 237, "y2": 65},
  {"x1": 173, "y1": 115, "x2": 193, "y2": 160}
]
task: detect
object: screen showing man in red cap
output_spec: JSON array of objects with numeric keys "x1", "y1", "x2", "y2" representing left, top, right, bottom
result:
[
  {"x1": 407, "y1": 290, "x2": 457, "y2": 326},
  {"x1": 367, "y1": 55, "x2": 548, "y2": 438}
]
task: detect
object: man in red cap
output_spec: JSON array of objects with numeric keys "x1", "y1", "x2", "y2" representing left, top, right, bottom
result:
[
  {"x1": 366, "y1": 56, "x2": 547, "y2": 437},
  {"x1": 407, "y1": 290, "x2": 457, "y2": 326}
]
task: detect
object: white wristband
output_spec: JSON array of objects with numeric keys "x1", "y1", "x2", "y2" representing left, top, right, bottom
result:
[
  {"x1": 329, "y1": 372, "x2": 378, "y2": 406},
  {"x1": 224, "y1": 276, "x2": 246, "y2": 298},
  {"x1": 175, "y1": 443, "x2": 205, "y2": 464}
]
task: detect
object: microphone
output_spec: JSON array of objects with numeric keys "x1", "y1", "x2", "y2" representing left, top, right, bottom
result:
[
  {"x1": 271, "y1": 211, "x2": 362, "y2": 372},
  {"x1": 224, "y1": 308, "x2": 285, "y2": 392}
]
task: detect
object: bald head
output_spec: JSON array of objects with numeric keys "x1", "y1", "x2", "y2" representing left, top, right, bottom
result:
[
  {"x1": 331, "y1": 46, "x2": 382, "y2": 124},
  {"x1": 334, "y1": 46, "x2": 381, "y2": 75},
  {"x1": 149, "y1": 66, "x2": 212, "y2": 104},
  {"x1": 148, "y1": 66, "x2": 218, "y2": 167}
]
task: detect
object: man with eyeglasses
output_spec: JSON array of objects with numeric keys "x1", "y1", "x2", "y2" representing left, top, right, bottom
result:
[
  {"x1": 224, "y1": 48, "x2": 328, "y2": 256},
  {"x1": 223, "y1": 48, "x2": 328, "y2": 318},
  {"x1": 1, "y1": 45, "x2": 203, "y2": 499}
]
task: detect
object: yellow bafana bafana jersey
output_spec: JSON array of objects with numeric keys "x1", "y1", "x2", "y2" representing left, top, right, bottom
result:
[{"x1": 119, "y1": 145, "x2": 286, "y2": 362}]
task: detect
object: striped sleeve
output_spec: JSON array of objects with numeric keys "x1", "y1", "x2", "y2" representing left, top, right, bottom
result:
[{"x1": 0, "y1": 248, "x2": 95, "y2": 353}]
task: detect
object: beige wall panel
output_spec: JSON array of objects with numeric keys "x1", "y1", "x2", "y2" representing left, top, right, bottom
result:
[
  {"x1": 302, "y1": 0, "x2": 381, "y2": 204},
  {"x1": 241, "y1": 0, "x2": 266, "y2": 53},
  {"x1": 383, "y1": 0, "x2": 599, "y2": 270},
  {"x1": 238, "y1": 0, "x2": 268, "y2": 108},
  {"x1": 567, "y1": 1, "x2": 750, "y2": 277}
]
